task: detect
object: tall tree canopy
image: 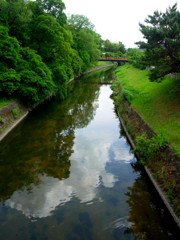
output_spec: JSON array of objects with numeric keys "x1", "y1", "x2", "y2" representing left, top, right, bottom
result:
[
  {"x1": 33, "y1": 0, "x2": 67, "y2": 24},
  {"x1": 136, "y1": 4, "x2": 180, "y2": 80},
  {"x1": 68, "y1": 14, "x2": 101, "y2": 71},
  {"x1": 0, "y1": 0, "x2": 126, "y2": 104},
  {"x1": 101, "y1": 39, "x2": 126, "y2": 57}
]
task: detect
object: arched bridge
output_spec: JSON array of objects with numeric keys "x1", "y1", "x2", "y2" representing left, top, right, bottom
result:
[{"x1": 99, "y1": 57, "x2": 129, "y2": 64}]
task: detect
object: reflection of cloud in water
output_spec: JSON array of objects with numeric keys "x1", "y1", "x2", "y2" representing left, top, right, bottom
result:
[
  {"x1": 6, "y1": 178, "x2": 73, "y2": 218},
  {"x1": 5, "y1": 131, "x2": 117, "y2": 219},
  {"x1": 5, "y1": 86, "x2": 133, "y2": 219},
  {"x1": 112, "y1": 138, "x2": 134, "y2": 163}
]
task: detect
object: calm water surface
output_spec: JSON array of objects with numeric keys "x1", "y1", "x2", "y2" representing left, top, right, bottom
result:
[{"x1": 0, "y1": 69, "x2": 179, "y2": 239}]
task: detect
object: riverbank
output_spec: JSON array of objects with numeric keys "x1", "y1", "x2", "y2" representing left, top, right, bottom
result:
[
  {"x1": 0, "y1": 102, "x2": 28, "y2": 142},
  {"x1": 67, "y1": 62, "x2": 114, "y2": 84},
  {"x1": 1, "y1": 67, "x2": 178, "y2": 239},
  {"x1": 0, "y1": 63, "x2": 114, "y2": 142},
  {"x1": 111, "y1": 64, "x2": 180, "y2": 226}
]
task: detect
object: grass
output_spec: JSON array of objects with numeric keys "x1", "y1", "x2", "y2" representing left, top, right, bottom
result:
[
  {"x1": 115, "y1": 64, "x2": 180, "y2": 156},
  {"x1": 0, "y1": 98, "x2": 14, "y2": 108},
  {"x1": 95, "y1": 61, "x2": 113, "y2": 66}
]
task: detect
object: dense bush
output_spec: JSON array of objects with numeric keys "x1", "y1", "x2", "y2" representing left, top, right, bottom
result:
[
  {"x1": 133, "y1": 133, "x2": 168, "y2": 165},
  {"x1": 18, "y1": 47, "x2": 55, "y2": 103}
]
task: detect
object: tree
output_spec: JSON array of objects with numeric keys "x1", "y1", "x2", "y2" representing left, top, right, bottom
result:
[
  {"x1": 29, "y1": 14, "x2": 75, "y2": 83},
  {"x1": 17, "y1": 47, "x2": 55, "y2": 103},
  {"x1": 101, "y1": 39, "x2": 126, "y2": 57},
  {"x1": 0, "y1": 0, "x2": 32, "y2": 45},
  {"x1": 68, "y1": 14, "x2": 94, "y2": 31},
  {"x1": 0, "y1": 26, "x2": 55, "y2": 103},
  {"x1": 35, "y1": 0, "x2": 67, "y2": 24},
  {"x1": 136, "y1": 4, "x2": 180, "y2": 80},
  {"x1": 68, "y1": 14, "x2": 101, "y2": 71},
  {"x1": 0, "y1": 1, "x2": 103, "y2": 103},
  {"x1": 0, "y1": 26, "x2": 21, "y2": 95},
  {"x1": 127, "y1": 48, "x2": 145, "y2": 69}
]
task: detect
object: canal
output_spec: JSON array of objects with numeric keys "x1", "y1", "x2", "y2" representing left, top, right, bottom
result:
[{"x1": 0, "y1": 68, "x2": 179, "y2": 239}]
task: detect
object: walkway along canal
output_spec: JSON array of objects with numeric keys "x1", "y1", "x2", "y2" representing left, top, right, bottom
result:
[{"x1": 0, "y1": 68, "x2": 179, "y2": 239}]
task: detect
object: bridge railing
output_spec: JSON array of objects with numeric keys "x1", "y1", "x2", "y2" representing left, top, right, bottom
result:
[{"x1": 100, "y1": 57, "x2": 129, "y2": 61}]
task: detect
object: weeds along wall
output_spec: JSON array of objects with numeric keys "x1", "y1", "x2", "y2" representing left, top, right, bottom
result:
[{"x1": 111, "y1": 68, "x2": 180, "y2": 218}]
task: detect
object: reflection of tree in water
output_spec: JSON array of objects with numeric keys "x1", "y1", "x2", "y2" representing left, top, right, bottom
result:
[
  {"x1": 125, "y1": 171, "x2": 176, "y2": 240},
  {"x1": 0, "y1": 70, "x2": 104, "y2": 202},
  {"x1": 80, "y1": 67, "x2": 115, "y2": 85}
]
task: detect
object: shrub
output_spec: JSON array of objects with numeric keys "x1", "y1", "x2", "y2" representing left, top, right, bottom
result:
[
  {"x1": 133, "y1": 133, "x2": 168, "y2": 165},
  {"x1": 0, "y1": 69, "x2": 21, "y2": 96},
  {"x1": 18, "y1": 48, "x2": 55, "y2": 103},
  {"x1": 0, "y1": 117, "x2": 5, "y2": 123},
  {"x1": 12, "y1": 108, "x2": 19, "y2": 118}
]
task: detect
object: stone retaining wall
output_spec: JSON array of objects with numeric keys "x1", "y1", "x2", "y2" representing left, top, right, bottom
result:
[{"x1": 0, "y1": 102, "x2": 28, "y2": 141}]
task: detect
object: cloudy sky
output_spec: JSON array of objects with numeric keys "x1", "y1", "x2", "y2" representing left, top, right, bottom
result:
[{"x1": 63, "y1": 0, "x2": 179, "y2": 48}]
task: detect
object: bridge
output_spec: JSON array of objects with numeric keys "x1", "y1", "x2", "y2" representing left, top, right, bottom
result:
[{"x1": 99, "y1": 57, "x2": 129, "y2": 65}]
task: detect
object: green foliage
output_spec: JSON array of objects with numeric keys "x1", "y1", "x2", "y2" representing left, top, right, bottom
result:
[
  {"x1": 101, "y1": 40, "x2": 126, "y2": 56},
  {"x1": 35, "y1": 0, "x2": 67, "y2": 24},
  {"x1": 167, "y1": 189, "x2": 174, "y2": 200},
  {"x1": 136, "y1": 4, "x2": 180, "y2": 80},
  {"x1": 167, "y1": 180, "x2": 176, "y2": 200},
  {"x1": 113, "y1": 95, "x2": 121, "y2": 107},
  {"x1": 0, "y1": 26, "x2": 22, "y2": 96},
  {"x1": 30, "y1": 14, "x2": 65, "y2": 60},
  {"x1": 68, "y1": 14, "x2": 101, "y2": 71},
  {"x1": 70, "y1": 50, "x2": 83, "y2": 75},
  {"x1": 57, "y1": 85, "x2": 68, "y2": 100},
  {"x1": 0, "y1": 0, "x2": 123, "y2": 105},
  {"x1": 0, "y1": 69, "x2": 21, "y2": 95},
  {"x1": 11, "y1": 108, "x2": 19, "y2": 118},
  {"x1": 122, "y1": 87, "x2": 138, "y2": 104},
  {"x1": 0, "y1": 26, "x2": 21, "y2": 69},
  {"x1": 115, "y1": 64, "x2": 180, "y2": 155},
  {"x1": 0, "y1": 27, "x2": 55, "y2": 103},
  {"x1": 50, "y1": 63, "x2": 69, "y2": 84},
  {"x1": 18, "y1": 47, "x2": 55, "y2": 103},
  {"x1": 127, "y1": 48, "x2": 145, "y2": 69},
  {"x1": 133, "y1": 133, "x2": 168, "y2": 165},
  {"x1": 0, "y1": 98, "x2": 13, "y2": 107},
  {"x1": 68, "y1": 14, "x2": 94, "y2": 31},
  {"x1": 0, "y1": 117, "x2": 5, "y2": 123},
  {"x1": 0, "y1": 0, "x2": 32, "y2": 45}
]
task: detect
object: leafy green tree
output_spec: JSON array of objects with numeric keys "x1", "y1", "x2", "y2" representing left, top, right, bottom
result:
[
  {"x1": 0, "y1": 1, "x2": 104, "y2": 103},
  {"x1": 136, "y1": 4, "x2": 180, "y2": 80},
  {"x1": 68, "y1": 14, "x2": 101, "y2": 71},
  {"x1": 30, "y1": 14, "x2": 65, "y2": 62},
  {"x1": 17, "y1": 47, "x2": 55, "y2": 103},
  {"x1": 118, "y1": 41, "x2": 126, "y2": 54},
  {"x1": 68, "y1": 14, "x2": 94, "y2": 31},
  {"x1": 70, "y1": 49, "x2": 83, "y2": 75},
  {"x1": 0, "y1": 26, "x2": 55, "y2": 103},
  {"x1": 127, "y1": 48, "x2": 145, "y2": 69},
  {"x1": 0, "y1": 0, "x2": 32, "y2": 45},
  {"x1": 0, "y1": 26, "x2": 21, "y2": 95},
  {"x1": 101, "y1": 39, "x2": 126, "y2": 57},
  {"x1": 35, "y1": 0, "x2": 67, "y2": 24},
  {"x1": 29, "y1": 14, "x2": 75, "y2": 82}
]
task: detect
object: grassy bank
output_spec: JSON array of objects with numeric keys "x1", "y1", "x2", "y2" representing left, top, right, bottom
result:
[
  {"x1": 114, "y1": 64, "x2": 180, "y2": 156},
  {"x1": 112, "y1": 64, "x2": 180, "y2": 216},
  {"x1": 0, "y1": 99, "x2": 14, "y2": 108}
]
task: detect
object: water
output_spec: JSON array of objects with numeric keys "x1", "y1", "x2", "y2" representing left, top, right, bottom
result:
[{"x1": 0, "y1": 68, "x2": 179, "y2": 239}]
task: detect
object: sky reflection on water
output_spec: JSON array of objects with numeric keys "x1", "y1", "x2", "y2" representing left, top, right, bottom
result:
[
  {"x1": 4, "y1": 86, "x2": 135, "y2": 220},
  {"x1": 0, "y1": 70, "x2": 178, "y2": 240}
]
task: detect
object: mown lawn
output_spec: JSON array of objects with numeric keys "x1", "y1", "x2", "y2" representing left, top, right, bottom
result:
[{"x1": 115, "y1": 64, "x2": 180, "y2": 156}]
